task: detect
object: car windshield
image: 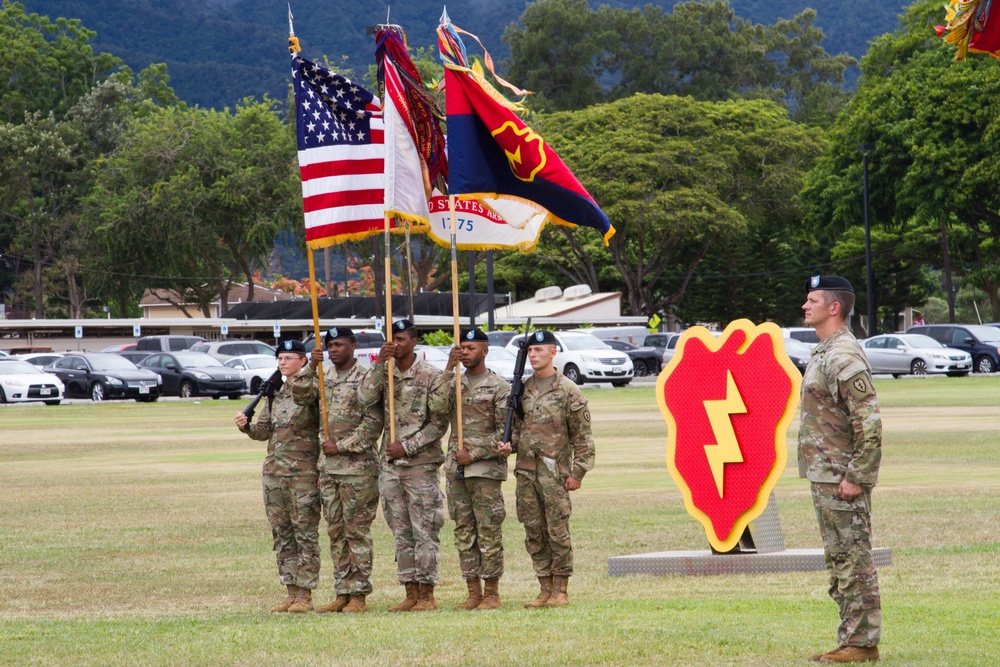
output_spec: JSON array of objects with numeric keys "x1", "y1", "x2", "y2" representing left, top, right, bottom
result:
[
  {"x1": 0, "y1": 361, "x2": 43, "y2": 375},
  {"x1": 419, "y1": 347, "x2": 449, "y2": 361},
  {"x1": 967, "y1": 325, "x2": 1000, "y2": 342},
  {"x1": 901, "y1": 334, "x2": 942, "y2": 348},
  {"x1": 89, "y1": 355, "x2": 139, "y2": 371},
  {"x1": 246, "y1": 357, "x2": 277, "y2": 369},
  {"x1": 486, "y1": 347, "x2": 515, "y2": 361},
  {"x1": 559, "y1": 334, "x2": 611, "y2": 351},
  {"x1": 783, "y1": 339, "x2": 812, "y2": 356},
  {"x1": 174, "y1": 353, "x2": 224, "y2": 368}
]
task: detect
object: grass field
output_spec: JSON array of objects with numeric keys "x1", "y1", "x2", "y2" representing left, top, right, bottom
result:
[{"x1": 1, "y1": 377, "x2": 998, "y2": 666}]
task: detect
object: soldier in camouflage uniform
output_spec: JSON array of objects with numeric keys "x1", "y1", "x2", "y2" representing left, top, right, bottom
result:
[
  {"x1": 499, "y1": 330, "x2": 595, "y2": 609},
  {"x1": 799, "y1": 276, "x2": 883, "y2": 664},
  {"x1": 442, "y1": 329, "x2": 511, "y2": 611},
  {"x1": 234, "y1": 339, "x2": 321, "y2": 614},
  {"x1": 305, "y1": 327, "x2": 384, "y2": 614},
  {"x1": 358, "y1": 319, "x2": 450, "y2": 612}
]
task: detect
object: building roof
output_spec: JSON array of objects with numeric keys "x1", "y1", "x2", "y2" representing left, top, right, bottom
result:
[{"x1": 140, "y1": 283, "x2": 294, "y2": 307}]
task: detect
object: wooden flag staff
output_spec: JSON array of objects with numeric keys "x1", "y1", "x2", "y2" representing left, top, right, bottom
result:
[
  {"x1": 384, "y1": 213, "x2": 396, "y2": 442},
  {"x1": 448, "y1": 195, "x2": 464, "y2": 451},
  {"x1": 306, "y1": 249, "x2": 331, "y2": 441}
]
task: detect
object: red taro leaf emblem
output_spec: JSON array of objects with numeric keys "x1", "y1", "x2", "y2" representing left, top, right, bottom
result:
[
  {"x1": 656, "y1": 320, "x2": 801, "y2": 552},
  {"x1": 490, "y1": 121, "x2": 547, "y2": 182}
]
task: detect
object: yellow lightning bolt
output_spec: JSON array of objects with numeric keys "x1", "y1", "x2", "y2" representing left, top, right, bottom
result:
[
  {"x1": 505, "y1": 145, "x2": 522, "y2": 168},
  {"x1": 703, "y1": 370, "x2": 746, "y2": 498}
]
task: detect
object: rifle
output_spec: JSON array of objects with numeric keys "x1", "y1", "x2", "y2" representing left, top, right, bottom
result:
[
  {"x1": 240, "y1": 369, "x2": 284, "y2": 421},
  {"x1": 501, "y1": 318, "x2": 532, "y2": 446}
]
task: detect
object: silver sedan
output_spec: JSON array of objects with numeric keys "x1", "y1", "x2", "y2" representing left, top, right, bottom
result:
[{"x1": 861, "y1": 334, "x2": 972, "y2": 377}]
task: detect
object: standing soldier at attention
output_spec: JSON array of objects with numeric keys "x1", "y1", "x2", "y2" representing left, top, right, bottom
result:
[
  {"x1": 800, "y1": 276, "x2": 883, "y2": 664},
  {"x1": 499, "y1": 330, "x2": 595, "y2": 609},
  {"x1": 443, "y1": 329, "x2": 511, "y2": 611},
  {"x1": 358, "y1": 319, "x2": 450, "y2": 612},
  {"x1": 305, "y1": 328, "x2": 384, "y2": 615},
  {"x1": 233, "y1": 339, "x2": 321, "y2": 614}
]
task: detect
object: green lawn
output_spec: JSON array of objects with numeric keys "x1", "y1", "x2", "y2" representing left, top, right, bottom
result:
[{"x1": 1, "y1": 377, "x2": 998, "y2": 666}]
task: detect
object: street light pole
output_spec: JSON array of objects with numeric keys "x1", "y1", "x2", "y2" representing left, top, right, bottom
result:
[{"x1": 858, "y1": 144, "x2": 875, "y2": 336}]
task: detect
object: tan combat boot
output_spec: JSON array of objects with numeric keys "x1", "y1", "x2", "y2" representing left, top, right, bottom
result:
[
  {"x1": 341, "y1": 594, "x2": 367, "y2": 614},
  {"x1": 388, "y1": 582, "x2": 420, "y2": 612},
  {"x1": 524, "y1": 576, "x2": 552, "y2": 609},
  {"x1": 475, "y1": 577, "x2": 500, "y2": 610},
  {"x1": 271, "y1": 584, "x2": 298, "y2": 613},
  {"x1": 454, "y1": 578, "x2": 483, "y2": 611},
  {"x1": 316, "y1": 594, "x2": 350, "y2": 613},
  {"x1": 287, "y1": 587, "x2": 314, "y2": 613},
  {"x1": 813, "y1": 647, "x2": 880, "y2": 663},
  {"x1": 410, "y1": 583, "x2": 437, "y2": 611},
  {"x1": 544, "y1": 575, "x2": 569, "y2": 607}
]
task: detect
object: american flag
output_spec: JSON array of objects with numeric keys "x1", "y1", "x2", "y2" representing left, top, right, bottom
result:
[{"x1": 293, "y1": 54, "x2": 385, "y2": 249}]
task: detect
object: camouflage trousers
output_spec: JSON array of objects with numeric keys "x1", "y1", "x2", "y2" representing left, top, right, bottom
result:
[
  {"x1": 379, "y1": 465, "x2": 445, "y2": 585},
  {"x1": 811, "y1": 483, "x2": 881, "y2": 648},
  {"x1": 515, "y1": 467, "x2": 573, "y2": 577},
  {"x1": 320, "y1": 473, "x2": 379, "y2": 596},
  {"x1": 447, "y1": 475, "x2": 506, "y2": 580},
  {"x1": 262, "y1": 474, "x2": 321, "y2": 590}
]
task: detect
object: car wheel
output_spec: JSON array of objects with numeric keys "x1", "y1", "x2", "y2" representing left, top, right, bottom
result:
[
  {"x1": 228, "y1": 393, "x2": 242, "y2": 400},
  {"x1": 975, "y1": 356, "x2": 996, "y2": 374},
  {"x1": 612, "y1": 380, "x2": 631, "y2": 387},
  {"x1": 891, "y1": 374, "x2": 901, "y2": 379},
  {"x1": 0, "y1": 386, "x2": 6, "y2": 403},
  {"x1": 910, "y1": 359, "x2": 927, "y2": 375},
  {"x1": 180, "y1": 381, "x2": 195, "y2": 398},
  {"x1": 563, "y1": 364, "x2": 583, "y2": 385},
  {"x1": 90, "y1": 382, "x2": 106, "y2": 402},
  {"x1": 44, "y1": 400, "x2": 61, "y2": 406},
  {"x1": 250, "y1": 377, "x2": 262, "y2": 393},
  {"x1": 633, "y1": 360, "x2": 649, "y2": 377},
  {"x1": 135, "y1": 396, "x2": 158, "y2": 403}
]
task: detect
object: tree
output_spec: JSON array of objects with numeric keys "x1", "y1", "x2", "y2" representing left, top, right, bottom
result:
[
  {"x1": 530, "y1": 93, "x2": 824, "y2": 319},
  {"x1": 800, "y1": 0, "x2": 1000, "y2": 320}
]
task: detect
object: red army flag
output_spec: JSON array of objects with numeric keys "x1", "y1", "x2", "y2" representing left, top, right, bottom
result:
[{"x1": 657, "y1": 320, "x2": 801, "y2": 552}]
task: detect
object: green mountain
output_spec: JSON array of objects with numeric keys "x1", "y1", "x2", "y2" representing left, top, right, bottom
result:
[{"x1": 22, "y1": 0, "x2": 910, "y2": 110}]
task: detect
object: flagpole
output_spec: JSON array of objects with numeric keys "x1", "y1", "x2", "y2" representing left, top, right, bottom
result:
[
  {"x1": 384, "y1": 214, "x2": 396, "y2": 443},
  {"x1": 449, "y1": 195, "x2": 464, "y2": 452},
  {"x1": 307, "y1": 249, "x2": 331, "y2": 441}
]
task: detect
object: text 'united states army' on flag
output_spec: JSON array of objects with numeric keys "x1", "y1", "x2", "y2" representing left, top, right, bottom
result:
[{"x1": 292, "y1": 54, "x2": 385, "y2": 249}]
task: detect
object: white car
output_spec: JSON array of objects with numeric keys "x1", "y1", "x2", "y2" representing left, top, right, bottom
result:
[
  {"x1": 0, "y1": 360, "x2": 65, "y2": 405},
  {"x1": 424, "y1": 346, "x2": 534, "y2": 384},
  {"x1": 505, "y1": 331, "x2": 633, "y2": 386},
  {"x1": 224, "y1": 354, "x2": 279, "y2": 393},
  {"x1": 15, "y1": 352, "x2": 65, "y2": 368},
  {"x1": 861, "y1": 334, "x2": 972, "y2": 377}
]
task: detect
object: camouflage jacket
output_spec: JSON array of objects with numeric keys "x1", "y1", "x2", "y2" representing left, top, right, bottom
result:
[
  {"x1": 303, "y1": 362, "x2": 384, "y2": 478},
  {"x1": 798, "y1": 327, "x2": 882, "y2": 486},
  {"x1": 358, "y1": 357, "x2": 450, "y2": 468},
  {"x1": 441, "y1": 369, "x2": 511, "y2": 481},
  {"x1": 512, "y1": 371, "x2": 595, "y2": 482},
  {"x1": 242, "y1": 367, "x2": 320, "y2": 477}
]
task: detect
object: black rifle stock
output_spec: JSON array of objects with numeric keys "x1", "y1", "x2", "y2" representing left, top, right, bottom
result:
[
  {"x1": 501, "y1": 318, "x2": 532, "y2": 445},
  {"x1": 240, "y1": 369, "x2": 283, "y2": 421}
]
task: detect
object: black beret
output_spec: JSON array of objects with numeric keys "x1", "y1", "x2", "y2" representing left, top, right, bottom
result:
[
  {"x1": 276, "y1": 339, "x2": 307, "y2": 357},
  {"x1": 807, "y1": 275, "x2": 855, "y2": 294},
  {"x1": 461, "y1": 328, "x2": 489, "y2": 342},
  {"x1": 525, "y1": 330, "x2": 559, "y2": 347},
  {"x1": 393, "y1": 319, "x2": 416, "y2": 332},
  {"x1": 323, "y1": 327, "x2": 355, "y2": 346}
]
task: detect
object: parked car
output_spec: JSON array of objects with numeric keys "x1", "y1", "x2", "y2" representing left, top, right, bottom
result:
[
  {"x1": 135, "y1": 335, "x2": 205, "y2": 353},
  {"x1": 782, "y1": 338, "x2": 812, "y2": 375},
  {"x1": 505, "y1": 331, "x2": 633, "y2": 386},
  {"x1": 224, "y1": 354, "x2": 279, "y2": 393},
  {"x1": 0, "y1": 360, "x2": 64, "y2": 405},
  {"x1": 138, "y1": 351, "x2": 245, "y2": 399},
  {"x1": 782, "y1": 327, "x2": 821, "y2": 349},
  {"x1": 484, "y1": 346, "x2": 533, "y2": 383},
  {"x1": 46, "y1": 353, "x2": 161, "y2": 402},
  {"x1": 573, "y1": 326, "x2": 649, "y2": 346},
  {"x1": 416, "y1": 346, "x2": 450, "y2": 371},
  {"x1": 304, "y1": 330, "x2": 386, "y2": 366},
  {"x1": 906, "y1": 323, "x2": 1000, "y2": 373},
  {"x1": 486, "y1": 330, "x2": 520, "y2": 348},
  {"x1": 14, "y1": 352, "x2": 64, "y2": 368},
  {"x1": 862, "y1": 333, "x2": 972, "y2": 377},
  {"x1": 644, "y1": 332, "x2": 681, "y2": 365},
  {"x1": 100, "y1": 343, "x2": 137, "y2": 352},
  {"x1": 115, "y1": 350, "x2": 154, "y2": 365},
  {"x1": 190, "y1": 339, "x2": 276, "y2": 362},
  {"x1": 603, "y1": 339, "x2": 661, "y2": 377}
]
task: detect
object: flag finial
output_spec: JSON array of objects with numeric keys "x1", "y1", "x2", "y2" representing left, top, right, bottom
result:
[
  {"x1": 288, "y1": 4, "x2": 295, "y2": 36},
  {"x1": 439, "y1": 6, "x2": 451, "y2": 26},
  {"x1": 287, "y1": 4, "x2": 301, "y2": 53}
]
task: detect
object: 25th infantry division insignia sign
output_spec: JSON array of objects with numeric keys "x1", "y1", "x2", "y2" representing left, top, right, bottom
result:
[{"x1": 656, "y1": 320, "x2": 802, "y2": 553}]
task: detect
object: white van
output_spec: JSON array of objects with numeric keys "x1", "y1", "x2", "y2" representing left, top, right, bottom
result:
[{"x1": 570, "y1": 326, "x2": 649, "y2": 346}]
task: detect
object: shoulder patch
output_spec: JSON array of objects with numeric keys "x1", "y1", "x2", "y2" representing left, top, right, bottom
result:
[
  {"x1": 583, "y1": 409, "x2": 591, "y2": 423},
  {"x1": 844, "y1": 371, "x2": 874, "y2": 401}
]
